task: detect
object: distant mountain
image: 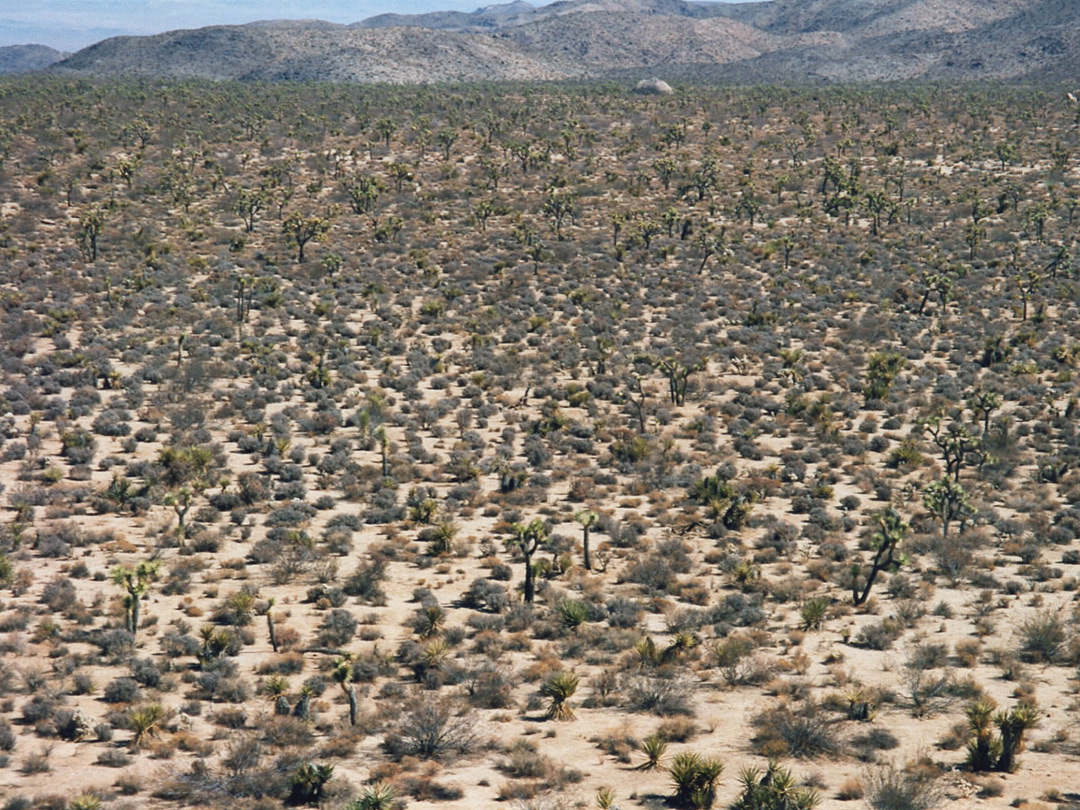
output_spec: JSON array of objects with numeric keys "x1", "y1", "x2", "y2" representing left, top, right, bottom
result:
[
  {"x1": 52, "y1": 22, "x2": 577, "y2": 83},
  {"x1": 0, "y1": 44, "x2": 68, "y2": 74},
  {"x1": 48, "y1": 0, "x2": 1080, "y2": 84}
]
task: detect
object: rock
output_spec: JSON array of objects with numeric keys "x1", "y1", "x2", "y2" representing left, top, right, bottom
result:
[
  {"x1": 57, "y1": 709, "x2": 94, "y2": 741},
  {"x1": 173, "y1": 712, "x2": 194, "y2": 731},
  {"x1": 633, "y1": 77, "x2": 673, "y2": 95}
]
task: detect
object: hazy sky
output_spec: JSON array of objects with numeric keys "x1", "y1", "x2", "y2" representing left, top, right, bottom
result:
[{"x1": 0, "y1": 0, "x2": 528, "y2": 51}]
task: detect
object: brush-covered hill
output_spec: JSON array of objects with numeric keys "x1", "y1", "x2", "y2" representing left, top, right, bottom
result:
[
  {"x1": 48, "y1": 0, "x2": 1080, "y2": 84},
  {"x1": 0, "y1": 44, "x2": 68, "y2": 74}
]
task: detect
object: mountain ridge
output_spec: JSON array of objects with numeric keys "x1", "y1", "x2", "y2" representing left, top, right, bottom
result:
[
  {"x1": 42, "y1": 0, "x2": 1080, "y2": 84},
  {"x1": 0, "y1": 44, "x2": 68, "y2": 74}
]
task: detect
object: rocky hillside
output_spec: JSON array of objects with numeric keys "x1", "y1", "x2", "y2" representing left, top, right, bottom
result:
[
  {"x1": 0, "y1": 44, "x2": 67, "y2": 74},
  {"x1": 48, "y1": 0, "x2": 1080, "y2": 83}
]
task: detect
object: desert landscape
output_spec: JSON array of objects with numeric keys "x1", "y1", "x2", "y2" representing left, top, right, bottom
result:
[{"x1": 0, "y1": 74, "x2": 1077, "y2": 810}]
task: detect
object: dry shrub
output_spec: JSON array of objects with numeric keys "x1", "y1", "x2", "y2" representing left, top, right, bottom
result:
[
  {"x1": 836, "y1": 778, "x2": 864, "y2": 800},
  {"x1": 751, "y1": 700, "x2": 838, "y2": 759},
  {"x1": 260, "y1": 716, "x2": 314, "y2": 748},
  {"x1": 655, "y1": 717, "x2": 698, "y2": 742}
]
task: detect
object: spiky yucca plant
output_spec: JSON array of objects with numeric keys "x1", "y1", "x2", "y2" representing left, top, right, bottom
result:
[
  {"x1": 540, "y1": 671, "x2": 580, "y2": 721},
  {"x1": 669, "y1": 751, "x2": 724, "y2": 809},
  {"x1": 638, "y1": 734, "x2": 668, "y2": 770}
]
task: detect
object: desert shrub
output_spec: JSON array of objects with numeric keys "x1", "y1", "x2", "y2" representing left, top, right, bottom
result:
[
  {"x1": 96, "y1": 748, "x2": 133, "y2": 767},
  {"x1": 623, "y1": 674, "x2": 693, "y2": 716},
  {"x1": 863, "y1": 763, "x2": 942, "y2": 810},
  {"x1": 856, "y1": 619, "x2": 903, "y2": 650},
  {"x1": 465, "y1": 666, "x2": 514, "y2": 709},
  {"x1": 91, "y1": 629, "x2": 135, "y2": 661},
  {"x1": 130, "y1": 657, "x2": 163, "y2": 688},
  {"x1": 261, "y1": 716, "x2": 314, "y2": 748},
  {"x1": 103, "y1": 678, "x2": 143, "y2": 704},
  {"x1": 1017, "y1": 610, "x2": 1067, "y2": 663},
  {"x1": 0, "y1": 718, "x2": 15, "y2": 751},
  {"x1": 342, "y1": 557, "x2": 388, "y2": 604},
  {"x1": 40, "y1": 578, "x2": 77, "y2": 611},
  {"x1": 316, "y1": 608, "x2": 357, "y2": 647},
  {"x1": 752, "y1": 701, "x2": 838, "y2": 759},
  {"x1": 462, "y1": 578, "x2": 510, "y2": 613},
  {"x1": 383, "y1": 695, "x2": 478, "y2": 761}
]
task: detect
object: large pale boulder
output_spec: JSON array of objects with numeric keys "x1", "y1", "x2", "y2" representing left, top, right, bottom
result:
[{"x1": 634, "y1": 77, "x2": 673, "y2": 95}]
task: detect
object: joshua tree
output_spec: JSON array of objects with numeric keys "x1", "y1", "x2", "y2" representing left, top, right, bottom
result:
[
  {"x1": 332, "y1": 655, "x2": 359, "y2": 726},
  {"x1": 507, "y1": 518, "x2": 547, "y2": 603},
  {"x1": 282, "y1": 211, "x2": 332, "y2": 262},
  {"x1": 996, "y1": 704, "x2": 1040, "y2": 773},
  {"x1": 234, "y1": 187, "x2": 266, "y2": 232},
  {"x1": 851, "y1": 508, "x2": 908, "y2": 606},
  {"x1": 261, "y1": 597, "x2": 279, "y2": 652},
  {"x1": 574, "y1": 509, "x2": 600, "y2": 571},
  {"x1": 436, "y1": 128, "x2": 458, "y2": 161},
  {"x1": 922, "y1": 477, "x2": 972, "y2": 539},
  {"x1": 78, "y1": 205, "x2": 106, "y2": 261},
  {"x1": 110, "y1": 560, "x2": 161, "y2": 641}
]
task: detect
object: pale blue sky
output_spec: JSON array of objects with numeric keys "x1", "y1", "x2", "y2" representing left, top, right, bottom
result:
[{"x1": 3, "y1": 0, "x2": 752, "y2": 52}]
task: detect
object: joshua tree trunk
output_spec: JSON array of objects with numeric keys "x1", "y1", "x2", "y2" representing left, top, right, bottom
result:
[
  {"x1": 346, "y1": 686, "x2": 358, "y2": 726},
  {"x1": 267, "y1": 611, "x2": 278, "y2": 652},
  {"x1": 523, "y1": 550, "x2": 535, "y2": 603}
]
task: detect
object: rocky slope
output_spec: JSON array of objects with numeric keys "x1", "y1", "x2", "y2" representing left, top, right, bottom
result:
[{"x1": 47, "y1": 0, "x2": 1080, "y2": 83}]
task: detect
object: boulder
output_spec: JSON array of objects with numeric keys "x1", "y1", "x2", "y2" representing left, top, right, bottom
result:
[{"x1": 633, "y1": 77, "x2": 673, "y2": 95}]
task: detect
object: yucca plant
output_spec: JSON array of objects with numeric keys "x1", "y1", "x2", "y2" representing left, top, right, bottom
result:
[
  {"x1": 995, "y1": 704, "x2": 1039, "y2": 773},
  {"x1": 798, "y1": 597, "x2": 829, "y2": 631},
  {"x1": 426, "y1": 521, "x2": 458, "y2": 556},
  {"x1": 67, "y1": 794, "x2": 102, "y2": 810},
  {"x1": 596, "y1": 786, "x2": 616, "y2": 809},
  {"x1": 413, "y1": 604, "x2": 446, "y2": 638},
  {"x1": 348, "y1": 781, "x2": 396, "y2": 810},
  {"x1": 965, "y1": 698, "x2": 1038, "y2": 772},
  {"x1": 664, "y1": 631, "x2": 700, "y2": 663},
  {"x1": 263, "y1": 674, "x2": 290, "y2": 699},
  {"x1": 636, "y1": 637, "x2": 665, "y2": 668},
  {"x1": 637, "y1": 733, "x2": 668, "y2": 770},
  {"x1": 540, "y1": 671, "x2": 580, "y2": 721},
  {"x1": 289, "y1": 762, "x2": 335, "y2": 806},
  {"x1": 843, "y1": 685, "x2": 877, "y2": 722},
  {"x1": 128, "y1": 703, "x2": 166, "y2": 751},
  {"x1": 556, "y1": 598, "x2": 590, "y2": 631},
  {"x1": 732, "y1": 762, "x2": 819, "y2": 810},
  {"x1": 669, "y1": 751, "x2": 724, "y2": 809},
  {"x1": 965, "y1": 698, "x2": 1000, "y2": 772}
]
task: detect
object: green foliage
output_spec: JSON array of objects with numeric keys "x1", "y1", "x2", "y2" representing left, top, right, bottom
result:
[
  {"x1": 798, "y1": 597, "x2": 829, "y2": 631},
  {"x1": 540, "y1": 671, "x2": 580, "y2": 721},
  {"x1": 668, "y1": 751, "x2": 724, "y2": 809},
  {"x1": 863, "y1": 351, "x2": 905, "y2": 401},
  {"x1": 289, "y1": 762, "x2": 335, "y2": 806},
  {"x1": 347, "y1": 782, "x2": 396, "y2": 810},
  {"x1": 965, "y1": 699, "x2": 1040, "y2": 772},
  {"x1": 555, "y1": 598, "x2": 590, "y2": 631},
  {"x1": 732, "y1": 762, "x2": 819, "y2": 810},
  {"x1": 637, "y1": 734, "x2": 668, "y2": 770}
]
